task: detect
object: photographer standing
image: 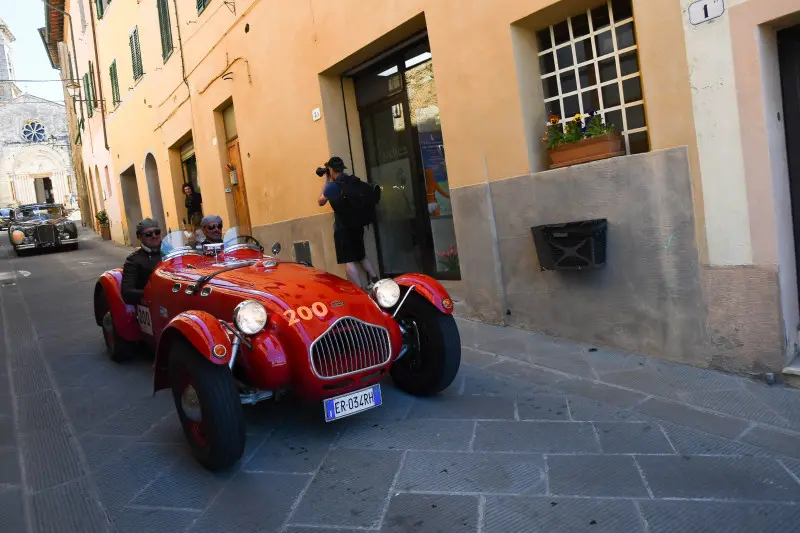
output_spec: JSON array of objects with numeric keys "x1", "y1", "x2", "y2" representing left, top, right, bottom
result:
[{"x1": 317, "y1": 156, "x2": 380, "y2": 290}]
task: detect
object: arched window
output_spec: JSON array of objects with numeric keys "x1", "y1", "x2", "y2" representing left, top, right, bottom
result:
[{"x1": 22, "y1": 121, "x2": 46, "y2": 143}]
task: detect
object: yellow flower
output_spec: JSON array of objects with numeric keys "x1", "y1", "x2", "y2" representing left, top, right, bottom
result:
[
  {"x1": 573, "y1": 113, "x2": 583, "y2": 122},
  {"x1": 549, "y1": 114, "x2": 560, "y2": 125}
]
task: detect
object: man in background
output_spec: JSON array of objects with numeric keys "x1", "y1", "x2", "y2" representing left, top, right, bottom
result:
[{"x1": 317, "y1": 156, "x2": 379, "y2": 289}]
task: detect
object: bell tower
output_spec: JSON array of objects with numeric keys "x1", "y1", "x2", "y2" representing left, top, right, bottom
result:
[{"x1": 0, "y1": 17, "x2": 21, "y2": 101}]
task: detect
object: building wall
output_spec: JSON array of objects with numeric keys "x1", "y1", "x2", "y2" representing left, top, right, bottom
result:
[
  {"x1": 64, "y1": 0, "x2": 124, "y2": 242},
  {"x1": 65, "y1": 0, "x2": 800, "y2": 376}
]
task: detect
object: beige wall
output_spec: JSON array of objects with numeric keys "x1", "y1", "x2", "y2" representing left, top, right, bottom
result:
[{"x1": 78, "y1": 0, "x2": 702, "y2": 241}]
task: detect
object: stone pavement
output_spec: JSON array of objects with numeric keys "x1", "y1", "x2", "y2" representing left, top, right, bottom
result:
[{"x1": 2, "y1": 230, "x2": 800, "y2": 532}]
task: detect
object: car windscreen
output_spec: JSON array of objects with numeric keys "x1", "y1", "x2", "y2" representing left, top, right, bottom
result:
[{"x1": 16, "y1": 206, "x2": 63, "y2": 220}]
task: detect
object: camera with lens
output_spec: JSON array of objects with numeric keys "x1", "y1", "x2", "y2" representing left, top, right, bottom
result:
[{"x1": 315, "y1": 166, "x2": 330, "y2": 178}]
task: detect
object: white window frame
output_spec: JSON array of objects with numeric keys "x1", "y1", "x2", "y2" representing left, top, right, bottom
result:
[{"x1": 538, "y1": 0, "x2": 648, "y2": 155}]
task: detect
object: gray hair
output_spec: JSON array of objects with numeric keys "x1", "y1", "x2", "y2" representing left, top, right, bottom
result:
[{"x1": 200, "y1": 215, "x2": 222, "y2": 227}]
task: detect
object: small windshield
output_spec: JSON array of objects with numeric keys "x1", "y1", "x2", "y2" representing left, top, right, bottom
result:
[
  {"x1": 16, "y1": 205, "x2": 64, "y2": 220},
  {"x1": 223, "y1": 226, "x2": 262, "y2": 253},
  {"x1": 161, "y1": 229, "x2": 202, "y2": 259}
]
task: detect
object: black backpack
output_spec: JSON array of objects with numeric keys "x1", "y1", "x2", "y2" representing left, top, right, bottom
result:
[{"x1": 330, "y1": 174, "x2": 381, "y2": 229}]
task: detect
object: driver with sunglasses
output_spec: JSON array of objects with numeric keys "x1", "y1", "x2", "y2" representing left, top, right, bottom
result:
[
  {"x1": 193, "y1": 215, "x2": 224, "y2": 250},
  {"x1": 121, "y1": 218, "x2": 164, "y2": 305}
]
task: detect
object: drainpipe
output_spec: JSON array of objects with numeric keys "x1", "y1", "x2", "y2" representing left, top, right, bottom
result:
[
  {"x1": 85, "y1": 0, "x2": 110, "y2": 150},
  {"x1": 170, "y1": 0, "x2": 191, "y2": 93}
]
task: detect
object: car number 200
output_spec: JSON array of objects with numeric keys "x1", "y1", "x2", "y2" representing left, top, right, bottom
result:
[{"x1": 284, "y1": 302, "x2": 328, "y2": 326}]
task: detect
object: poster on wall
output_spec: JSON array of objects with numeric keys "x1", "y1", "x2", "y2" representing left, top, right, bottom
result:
[{"x1": 417, "y1": 131, "x2": 452, "y2": 217}]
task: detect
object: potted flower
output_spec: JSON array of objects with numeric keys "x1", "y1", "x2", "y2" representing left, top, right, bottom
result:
[
  {"x1": 96, "y1": 210, "x2": 111, "y2": 240},
  {"x1": 542, "y1": 111, "x2": 625, "y2": 169},
  {"x1": 436, "y1": 244, "x2": 460, "y2": 276}
]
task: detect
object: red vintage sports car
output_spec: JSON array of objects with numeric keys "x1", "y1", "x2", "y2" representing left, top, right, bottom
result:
[{"x1": 93, "y1": 228, "x2": 461, "y2": 471}]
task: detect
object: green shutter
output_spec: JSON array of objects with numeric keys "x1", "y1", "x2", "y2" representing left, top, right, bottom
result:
[
  {"x1": 197, "y1": 0, "x2": 209, "y2": 15},
  {"x1": 67, "y1": 54, "x2": 74, "y2": 82},
  {"x1": 109, "y1": 60, "x2": 120, "y2": 105},
  {"x1": 130, "y1": 29, "x2": 143, "y2": 80},
  {"x1": 83, "y1": 73, "x2": 93, "y2": 118},
  {"x1": 95, "y1": 0, "x2": 104, "y2": 19},
  {"x1": 88, "y1": 61, "x2": 97, "y2": 109},
  {"x1": 157, "y1": 0, "x2": 173, "y2": 61}
]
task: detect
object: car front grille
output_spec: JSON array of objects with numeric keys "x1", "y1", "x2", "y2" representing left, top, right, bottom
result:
[
  {"x1": 36, "y1": 225, "x2": 55, "y2": 243},
  {"x1": 310, "y1": 317, "x2": 391, "y2": 379}
]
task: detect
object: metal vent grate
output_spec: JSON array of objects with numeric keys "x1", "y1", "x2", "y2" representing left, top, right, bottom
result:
[{"x1": 310, "y1": 317, "x2": 391, "y2": 379}]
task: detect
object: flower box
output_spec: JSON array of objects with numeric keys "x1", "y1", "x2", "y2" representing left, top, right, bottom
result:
[
  {"x1": 548, "y1": 132, "x2": 625, "y2": 169},
  {"x1": 100, "y1": 224, "x2": 111, "y2": 240}
]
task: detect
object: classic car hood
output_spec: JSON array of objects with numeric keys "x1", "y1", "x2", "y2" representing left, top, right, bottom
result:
[{"x1": 212, "y1": 262, "x2": 384, "y2": 319}]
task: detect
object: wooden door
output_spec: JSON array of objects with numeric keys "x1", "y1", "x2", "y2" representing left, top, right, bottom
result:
[{"x1": 226, "y1": 139, "x2": 251, "y2": 235}]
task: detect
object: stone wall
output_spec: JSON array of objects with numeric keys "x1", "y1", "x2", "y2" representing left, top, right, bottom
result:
[{"x1": 451, "y1": 147, "x2": 785, "y2": 375}]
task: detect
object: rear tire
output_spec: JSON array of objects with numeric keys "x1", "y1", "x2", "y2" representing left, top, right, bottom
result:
[
  {"x1": 390, "y1": 292, "x2": 461, "y2": 396},
  {"x1": 169, "y1": 339, "x2": 246, "y2": 472},
  {"x1": 101, "y1": 311, "x2": 135, "y2": 363}
]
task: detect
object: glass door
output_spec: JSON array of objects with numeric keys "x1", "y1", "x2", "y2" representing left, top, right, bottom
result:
[
  {"x1": 360, "y1": 96, "x2": 427, "y2": 276},
  {"x1": 352, "y1": 37, "x2": 461, "y2": 280}
]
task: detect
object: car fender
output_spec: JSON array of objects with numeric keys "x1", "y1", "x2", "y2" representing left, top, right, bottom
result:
[
  {"x1": 393, "y1": 274, "x2": 454, "y2": 315},
  {"x1": 153, "y1": 311, "x2": 233, "y2": 392},
  {"x1": 94, "y1": 270, "x2": 140, "y2": 342}
]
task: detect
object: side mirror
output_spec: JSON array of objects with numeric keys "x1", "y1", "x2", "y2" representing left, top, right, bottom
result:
[{"x1": 271, "y1": 242, "x2": 281, "y2": 256}]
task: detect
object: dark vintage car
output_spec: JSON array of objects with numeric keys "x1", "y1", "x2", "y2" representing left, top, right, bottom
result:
[
  {"x1": 0, "y1": 208, "x2": 11, "y2": 231},
  {"x1": 8, "y1": 203, "x2": 78, "y2": 256}
]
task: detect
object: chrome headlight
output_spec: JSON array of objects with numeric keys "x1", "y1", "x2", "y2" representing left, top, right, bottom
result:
[
  {"x1": 10, "y1": 228, "x2": 25, "y2": 245},
  {"x1": 57, "y1": 222, "x2": 65, "y2": 230},
  {"x1": 233, "y1": 300, "x2": 268, "y2": 335},
  {"x1": 371, "y1": 279, "x2": 401, "y2": 308}
]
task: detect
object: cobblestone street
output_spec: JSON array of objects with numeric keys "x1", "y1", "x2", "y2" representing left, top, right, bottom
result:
[{"x1": 3, "y1": 231, "x2": 800, "y2": 532}]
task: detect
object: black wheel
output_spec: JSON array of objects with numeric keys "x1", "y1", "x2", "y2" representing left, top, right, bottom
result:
[
  {"x1": 390, "y1": 292, "x2": 461, "y2": 396},
  {"x1": 101, "y1": 311, "x2": 135, "y2": 362},
  {"x1": 14, "y1": 248, "x2": 24, "y2": 257},
  {"x1": 67, "y1": 243, "x2": 78, "y2": 251},
  {"x1": 169, "y1": 339, "x2": 245, "y2": 472}
]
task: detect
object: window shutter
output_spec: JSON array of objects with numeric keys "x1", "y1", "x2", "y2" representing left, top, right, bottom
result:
[
  {"x1": 109, "y1": 60, "x2": 119, "y2": 105},
  {"x1": 130, "y1": 29, "x2": 143, "y2": 80},
  {"x1": 158, "y1": 0, "x2": 173, "y2": 61},
  {"x1": 197, "y1": 0, "x2": 206, "y2": 15},
  {"x1": 89, "y1": 61, "x2": 97, "y2": 109},
  {"x1": 83, "y1": 73, "x2": 93, "y2": 118},
  {"x1": 95, "y1": 0, "x2": 104, "y2": 19}
]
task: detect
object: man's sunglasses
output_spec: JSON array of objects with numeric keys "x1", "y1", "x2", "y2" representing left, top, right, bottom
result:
[
  {"x1": 140, "y1": 229, "x2": 161, "y2": 238},
  {"x1": 206, "y1": 224, "x2": 223, "y2": 230}
]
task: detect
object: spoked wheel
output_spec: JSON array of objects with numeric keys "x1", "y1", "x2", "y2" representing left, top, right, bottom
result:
[
  {"x1": 169, "y1": 339, "x2": 245, "y2": 472},
  {"x1": 390, "y1": 292, "x2": 461, "y2": 396},
  {"x1": 101, "y1": 311, "x2": 134, "y2": 363}
]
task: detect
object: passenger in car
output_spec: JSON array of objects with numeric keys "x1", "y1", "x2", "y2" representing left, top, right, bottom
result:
[
  {"x1": 194, "y1": 215, "x2": 224, "y2": 250},
  {"x1": 121, "y1": 218, "x2": 163, "y2": 305}
]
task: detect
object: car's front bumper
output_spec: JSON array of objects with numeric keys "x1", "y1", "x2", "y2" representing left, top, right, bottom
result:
[{"x1": 15, "y1": 238, "x2": 78, "y2": 250}]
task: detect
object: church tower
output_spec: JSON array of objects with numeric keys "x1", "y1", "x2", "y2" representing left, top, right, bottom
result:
[{"x1": 0, "y1": 17, "x2": 22, "y2": 102}]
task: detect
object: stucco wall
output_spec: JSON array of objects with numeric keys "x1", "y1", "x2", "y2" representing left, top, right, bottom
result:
[{"x1": 452, "y1": 147, "x2": 784, "y2": 374}]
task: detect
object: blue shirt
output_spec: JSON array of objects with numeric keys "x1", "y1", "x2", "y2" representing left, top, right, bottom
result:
[{"x1": 323, "y1": 176, "x2": 348, "y2": 231}]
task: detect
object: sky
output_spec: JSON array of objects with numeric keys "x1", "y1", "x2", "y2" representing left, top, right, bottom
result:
[{"x1": 0, "y1": 0, "x2": 65, "y2": 102}]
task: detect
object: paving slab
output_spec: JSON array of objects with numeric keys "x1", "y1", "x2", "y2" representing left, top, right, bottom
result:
[
  {"x1": 546, "y1": 455, "x2": 650, "y2": 497},
  {"x1": 483, "y1": 496, "x2": 646, "y2": 533},
  {"x1": 593, "y1": 421, "x2": 674, "y2": 454},
  {"x1": 639, "y1": 500, "x2": 800, "y2": 533},
  {"x1": 396, "y1": 451, "x2": 546, "y2": 495},
  {"x1": 473, "y1": 421, "x2": 600, "y2": 454},
  {"x1": 636, "y1": 455, "x2": 800, "y2": 501},
  {"x1": 380, "y1": 493, "x2": 479, "y2": 532}
]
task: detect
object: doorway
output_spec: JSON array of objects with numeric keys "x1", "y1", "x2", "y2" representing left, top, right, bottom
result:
[
  {"x1": 349, "y1": 35, "x2": 460, "y2": 280},
  {"x1": 120, "y1": 166, "x2": 143, "y2": 246},
  {"x1": 779, "y1": 25, "x2": 800, "y2": 306},
  {"x1": 144, "y1": 153, "x2": 166, "y2": 231},
  {"x1": 34, "y1": 177, "x2": 54, "y2": 204},
  {"x1": 222, "y1": 103, "x2": 251, "y2": 234}
]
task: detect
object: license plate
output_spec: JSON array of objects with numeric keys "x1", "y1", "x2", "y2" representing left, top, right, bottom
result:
[{"x1": 323, "y1": 384, "x2": 382, "y2": 422}]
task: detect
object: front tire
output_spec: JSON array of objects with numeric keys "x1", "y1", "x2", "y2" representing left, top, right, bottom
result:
[
  {"x1": 390, "y1": 292, "x2": 461, "y2": 396},
  {"x1": 169, "y1": 339, "x2": 246, "y2": 472}
]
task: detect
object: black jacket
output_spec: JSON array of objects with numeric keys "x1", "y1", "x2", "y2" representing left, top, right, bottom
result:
[
  {"x1": 185, "y1": 192, "x2": 203, "y2": 217},
  {"x1": 121, "y1": 247, "x2": 161, "y2": 305}
]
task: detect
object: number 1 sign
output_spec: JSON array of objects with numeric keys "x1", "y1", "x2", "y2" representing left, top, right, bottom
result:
[{"x1": 688, "y1": 0, "x2": 725, "y2": 25}]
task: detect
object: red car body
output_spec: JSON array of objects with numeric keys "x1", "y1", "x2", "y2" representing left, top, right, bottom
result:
[{"x1": 94, "y1": 244, "x2": 453, "y2": 402}]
